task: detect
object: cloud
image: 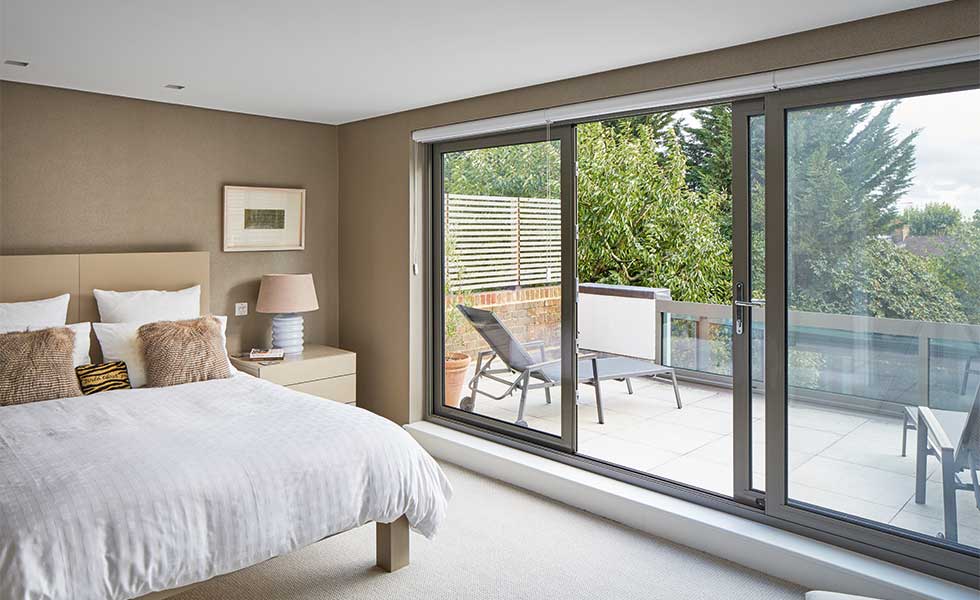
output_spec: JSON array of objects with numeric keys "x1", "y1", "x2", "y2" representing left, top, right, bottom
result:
[{"x1": 891, "y1": 88, "x2": 980, "y2": 217}]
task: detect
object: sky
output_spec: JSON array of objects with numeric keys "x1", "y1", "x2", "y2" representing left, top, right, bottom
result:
[{"x1": 889, "y1": 87, "x2": 980, "y2": 217}]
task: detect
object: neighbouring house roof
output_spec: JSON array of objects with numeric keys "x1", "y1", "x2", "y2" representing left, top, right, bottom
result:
[{"x1": 899, "y1": 235, "x2": 948, "y2": 258}]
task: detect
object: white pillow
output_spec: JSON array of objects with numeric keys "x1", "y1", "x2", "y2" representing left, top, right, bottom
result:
[
  {"x1": 67, "y1": 323, "x2": 92, "y2": 367},
  {"x1": 93, "y1": 321, "x2": 147, "y2": 387},
  {"x1": 95, "y1": 315, "x2": 233, "y2": 388},
  {"x1": 207, "y1": 316, "x2": 236, "y2": 376},
  {"x1": 94, "y1": 285, "x2": 201, "y2": 324},
  {"x1": 0, "y1": 322, "x2": 91, "y2": 367},
  {"x1": 215, "y1": 316, "x2": 237, "y2": 375},
  {"x1": 0, "y1": 294, "x2": 70, "y2": 328}
]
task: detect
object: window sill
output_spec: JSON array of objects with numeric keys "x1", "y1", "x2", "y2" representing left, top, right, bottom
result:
[{"x1": 406, "y1": 420, "x2": 975, "y2": 600}]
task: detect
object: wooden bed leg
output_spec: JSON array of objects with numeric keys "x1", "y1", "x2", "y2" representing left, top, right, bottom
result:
[{"x1": 376, "y1": 516, "x2": 409, "y2": 572}]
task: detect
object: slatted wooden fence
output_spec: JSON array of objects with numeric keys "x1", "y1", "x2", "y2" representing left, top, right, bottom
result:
[{"x1": 445, "y1": 194, "x2": 561, "y2": 292}]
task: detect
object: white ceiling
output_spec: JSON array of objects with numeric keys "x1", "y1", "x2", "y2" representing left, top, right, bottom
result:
[{"x1": 0, "y1": 0, "x2": 948, "y2": 125}]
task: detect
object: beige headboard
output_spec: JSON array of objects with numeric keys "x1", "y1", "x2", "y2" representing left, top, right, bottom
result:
[{"x1": 0, "y1": 251, "x2": 210, "y2": 324}]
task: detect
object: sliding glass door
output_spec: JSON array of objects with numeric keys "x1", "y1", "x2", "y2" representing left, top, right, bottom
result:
[
  {"x1": 574, "y1": 102, "x2": 763, "y2": 500},
  {"x1": 431, "y1": 127, "x2": 578, "y2": 450},
  {"x1": 574, "y1": 105, "x2": 726, "y2": 490},
  {"x1": 765, "y1": 63, "x2": 979, "y2": 574},
  {"x1": 429, "y1": 61, "x2": 980, "y2": 584}
]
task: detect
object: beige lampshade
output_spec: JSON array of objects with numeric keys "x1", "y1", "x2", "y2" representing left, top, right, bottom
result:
[{"x1": 256, "y1": 273, "x2": 319, "y2": 314}]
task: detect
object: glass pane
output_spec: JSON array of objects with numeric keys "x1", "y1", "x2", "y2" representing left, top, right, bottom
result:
[
  {"x1": 576, "y1": 104, "x2": 736, "y2": 496},
  {"x1": 749, "y1": 114, "x2": 766, "y2": 490},
  {"x1": 785, "y1": 87, "x2": 980, "y2": 551},
  {"x1": 929, "y1": 338, "x2": 980, "y2": 411},
  {"x1": 662, "y1": 312, "x2": 733, "y2": 377},
  {"x1": 441, "y1": 139, "x2": 564, "y2": 437}
]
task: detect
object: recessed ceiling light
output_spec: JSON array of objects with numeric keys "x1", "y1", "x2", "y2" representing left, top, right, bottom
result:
[
  {"x1": 4, "y1": 60, "x2": 29, "y2": 67},
  {"x1": 164, "y1": 84, "x2": 185, "y2": 90}
]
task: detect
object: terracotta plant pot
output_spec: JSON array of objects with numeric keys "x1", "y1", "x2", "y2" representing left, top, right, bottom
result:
[{"x1": 444, "y1": 352, "x2": 472, "y2": 408}]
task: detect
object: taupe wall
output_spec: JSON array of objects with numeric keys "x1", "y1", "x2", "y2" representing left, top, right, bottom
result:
[
  {"x1": 0, "y1": 82, "x2": 339, "y2": 351},
  {"x1": 338, "y1": 0, "x2": 980, "y2": 423},
  {"x1": 0, "y1": 84, "x2": 4, "y2": 250}
]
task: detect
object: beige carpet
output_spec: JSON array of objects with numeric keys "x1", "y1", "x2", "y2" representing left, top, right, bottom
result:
[{"x1": 173, "y1": 462, "x2": 805, "y2": 599}]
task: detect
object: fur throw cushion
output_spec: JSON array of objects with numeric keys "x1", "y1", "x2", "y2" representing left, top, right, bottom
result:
[
  {"x1": 138, "y1": 316, "x2": 231, "y2": 388},
  {"x1": 0, "y1": 327, "x2": 83, "y2": 406}
]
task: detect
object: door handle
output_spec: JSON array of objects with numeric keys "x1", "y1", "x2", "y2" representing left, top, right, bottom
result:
[{"x1": 733, "y1": 283, "x2": 763, "y2": 335}]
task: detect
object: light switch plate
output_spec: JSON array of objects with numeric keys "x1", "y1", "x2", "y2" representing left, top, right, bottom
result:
[{"x1": 235, "y1": 302, "x2": 248, "y2": 316}]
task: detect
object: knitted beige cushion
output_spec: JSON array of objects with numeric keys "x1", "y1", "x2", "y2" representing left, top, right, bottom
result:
[
  {"x1": 0, "y1": 327, "x2": 83, "y2": 406},
  {"x1": 138, "y1": 316, "x2": 231, "y2": 388}
]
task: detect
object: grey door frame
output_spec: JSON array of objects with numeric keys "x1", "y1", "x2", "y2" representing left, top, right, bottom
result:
[
  {"x1": 429, "y1": 126, "x2": 578, "y2": 453},
  {"x1": 763, "y1": 60, "x2": 980, "y2": 579}
]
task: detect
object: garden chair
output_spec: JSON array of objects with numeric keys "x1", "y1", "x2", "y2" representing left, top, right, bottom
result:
[
  {"x1": 900, "y1": 385, "x2": 980, "y2": 543},
  {"x1": 457, "y1": 305, "x2": 682, "y2": 427}
]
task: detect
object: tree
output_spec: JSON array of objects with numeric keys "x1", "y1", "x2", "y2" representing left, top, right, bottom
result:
[
  {"x1": 603, "y1": 111, "x2": 675, "y2": 144},
  {"x1": 682, "y1": 104, "x2": 733, "y2": 240},
  {"x1": 903, "y1": 202, "x2": 962, "y2": 236},
  {"x1": 749, "y1": 115, "x2": 766, "y2": 300},
  {"x1": 442, "y1": 141, "x2": 559, "y2": 198},
  {"x1": 797, "y1": 238, "x2": 965, "y2": 323},
  {"x1": 928, "y1": 215, "x2": 980, "y2": 324},
  {"x1": 682, "y1": 104, "x2": 733, "y2": 197},
  {"x1": 787, "y1": 101, "x2": 921, "y2": 313},
  {"x1": 577, "y1": 121, "x2": 732, "y2": 304}
]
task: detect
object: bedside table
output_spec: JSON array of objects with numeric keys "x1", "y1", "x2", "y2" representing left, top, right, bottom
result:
[{"x1": 231, "y1": 345, "x2": 356, "y2": 405}]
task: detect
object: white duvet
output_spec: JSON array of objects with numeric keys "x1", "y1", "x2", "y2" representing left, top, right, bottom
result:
[{"x1": 0, "y1": 375, "x2": 452, "y2": 600}]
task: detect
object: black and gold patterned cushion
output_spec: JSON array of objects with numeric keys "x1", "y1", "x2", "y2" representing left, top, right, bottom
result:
[{"x1": 75, "y1": 361, "x2": 132, "y2": 395}]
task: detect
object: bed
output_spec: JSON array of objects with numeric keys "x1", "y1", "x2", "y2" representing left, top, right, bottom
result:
[{"x1": 0, "y1": 252, "x2": 452, "y2": 600}]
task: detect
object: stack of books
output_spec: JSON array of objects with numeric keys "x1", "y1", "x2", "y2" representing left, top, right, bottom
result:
[{"x1": 244, "y1": 348, "x2": 286, "y2": 361}]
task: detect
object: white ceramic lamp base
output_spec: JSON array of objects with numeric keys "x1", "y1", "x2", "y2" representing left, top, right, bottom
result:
[{"x1": 271, "y1": 313, "x2": 305, "y2": 355}]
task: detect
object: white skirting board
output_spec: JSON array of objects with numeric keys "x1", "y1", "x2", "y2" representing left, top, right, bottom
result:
[{"x1": 406, "y1": 421, "x2": 976, "y2": 600}]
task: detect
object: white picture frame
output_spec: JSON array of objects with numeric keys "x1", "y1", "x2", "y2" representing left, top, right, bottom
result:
[{"x1": 223, "y1": 185, "x2": 306, "y2": 252}]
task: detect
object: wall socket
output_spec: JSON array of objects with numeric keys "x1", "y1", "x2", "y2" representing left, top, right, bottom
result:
[{"x1": 234, "y1": 302, "x2": 248, "y2": 316}]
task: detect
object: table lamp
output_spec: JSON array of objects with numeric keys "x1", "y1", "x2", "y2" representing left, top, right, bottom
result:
[{"x1": 256, "y1": 273, "x2": 319, "y2": 355}]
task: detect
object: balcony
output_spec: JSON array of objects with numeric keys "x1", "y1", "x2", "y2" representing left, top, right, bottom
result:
[
  {"x1": 447, "y1": 285, "x2": 980, "y2": 551},
  {"x1": 460, "y1": 363, "x2": 980, "y2": 548}
]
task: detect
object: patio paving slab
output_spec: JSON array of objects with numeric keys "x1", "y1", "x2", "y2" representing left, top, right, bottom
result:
[
  {"x1": 820, "y1": 419, "x2": 935, "y2": 478},
  {"x1": 579, "y1": 435, "x2": 682, "y2": 472},
  {"x1": 790, "y1": 482, "x2": 903, "y2": 524},
  {"x1": 651, "y1": 454, "x2": 737, "y2": 496},
  {"x1": 899, "y1": 480, "x2": 980, "y2": 531},
  {"x1": 788, "y1": 405, "x2": 869, "y2": 435},
  {"x1": 654, "y1": 405, "x2": 737, "y2": 435},
  {"x1": 791, "y1": 456, "x2": 918, "y2": 508},
  {"x1": 610, "y1": 418, "x2": 725, "y2": 455},
  {"x1": 888, "y1": 510, "x2": 980, "y2": 548}
]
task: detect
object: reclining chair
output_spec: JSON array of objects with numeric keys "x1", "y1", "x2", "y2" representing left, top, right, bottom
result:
[{"x1": 457, "y1": 305, "x2": 681, "y2": 427}]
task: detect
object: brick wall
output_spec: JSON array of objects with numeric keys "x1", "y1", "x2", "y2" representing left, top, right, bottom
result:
[{"x1": 446, "y1": 285, "x2": 561, "y2": 360}]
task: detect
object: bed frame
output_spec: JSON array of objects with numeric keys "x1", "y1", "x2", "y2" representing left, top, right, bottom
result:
[
  {"x1": 0, "y1": 252, "x2": 410, "y2": 598},
  {"x1": 140, "y1": 518, "x2": 410, "y2": 600},
  {"x1": 0, "y1": 252, "x2": 210, "y2": 360}
]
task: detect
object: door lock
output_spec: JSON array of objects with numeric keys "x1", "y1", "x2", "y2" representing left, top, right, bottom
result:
[{"x1": 733, "y1": 282, "x2": 764, "y2": 335}]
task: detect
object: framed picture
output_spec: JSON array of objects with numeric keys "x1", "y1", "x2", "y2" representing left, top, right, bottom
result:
[{"x1": 223, "y1": 186, "x2": 305, "y2": 252}]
